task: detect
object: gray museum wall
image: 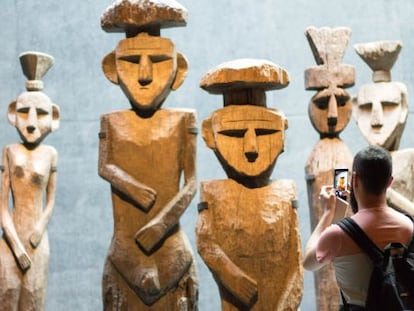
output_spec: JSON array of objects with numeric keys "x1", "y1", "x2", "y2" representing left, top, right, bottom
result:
[{"x1": 1, "y1": 1, "x2": 414, "y2": 310}]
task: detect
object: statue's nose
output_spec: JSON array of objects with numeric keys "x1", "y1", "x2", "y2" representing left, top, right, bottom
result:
[
  {"x1": 245, "y1": 151, "x2": 258, "y2": 163},
  {"x1": 27, "y1": 125, "x2": 36, "y2": 133},
  {"x1": 138, "y1": 55, "x2": 153, "y2": 86},
  {"x1": 371, "y1": 101, "x2": 383, "y2": 128},
  {"x1": 244, "y1": 130, "x2": 258, "y2": 162}
]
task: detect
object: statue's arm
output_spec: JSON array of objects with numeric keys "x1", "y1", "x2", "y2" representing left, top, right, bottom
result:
[
  {"x1": 135, "y1": 113, "x2": 197, "y2": 252},
  {"x1": 278, "y1": 201, "x2": 303, "y2": 307},
  {"x1": 98, "y1": 116, "x2": 156, "y2": 211},
  {"x1": 0, "y1": 147, "x2": 31, "y2": 271},
  {"x1": 196, "y1": 204, "x2": 257, "y2": 307},
  {"x1": 30, "y1": 148, "x2": 58, "y2": 248},
  {"x1": 387, "y1": 187, "x2": 414, "y2": 216}
]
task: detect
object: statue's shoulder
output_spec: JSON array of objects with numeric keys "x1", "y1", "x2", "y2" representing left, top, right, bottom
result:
[
  {"x1": 268, "y1": 179, "x2": 297, "y2": 203},
  {"x1": 100, "y1": 109, "x2": 131, "y2": 121},
  {"x1": 4, "y1": 143, "x2": 23, "y2": 154},
  {"x1": 40, "y1": 144, "x2": 58, "y2": 156},
  {"x1": 271, "y1": 179, "x2": 296, "y2": 189},
  {"x1": 199, "y1": 179, "x2": 238, "y2": 203},
  {"x1": 201, "y1": 179, "x2": 237, "y2": 192},
  {"x1": 166, "y1": 107, "x2": 196, "y2": 116}
]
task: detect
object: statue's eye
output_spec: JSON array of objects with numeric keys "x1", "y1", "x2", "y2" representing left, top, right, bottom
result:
[
  {"x1": 150, "y1": 54, "x2": 172, "y2": 63},
  {"x1": 17, "y1": 107, "x2": 30, "y2": 114},
  {"x1": 358, "y1": 102, "x2": 372, "y2": 111},
  {"x1": 382, "y1": 101, "x2": 399, "y2": 107},
  {"x1": 218, "y1": 129, "x2": 246, "y2": 138},
  {"x1": 336, "y1": 94, "x2": 350, "y2": 107},
  {"x1": 313, "y1": 96, "x2": 328, "y2": 110},
  {"x1": 255, "y1": 128, "x2": 278, "y2": 136},
  {"x1": 36, "y1": 108, "x2": 49, "y2": 117},
  {"x1": 119, "y1": 55, "x2": 141, "y2": 64}
]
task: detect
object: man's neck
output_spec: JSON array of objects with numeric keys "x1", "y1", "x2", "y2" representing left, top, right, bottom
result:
[{"x1": 357, "y1": 193, "x2": 387, "y2": 211}]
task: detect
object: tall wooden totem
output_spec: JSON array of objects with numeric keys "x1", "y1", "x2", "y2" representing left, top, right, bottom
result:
[
  {"x1": 304, "y1": 27, "x2": 355, "y2": 311},
  {"x1": 0, "y1": 51, "x2": 59, "y2": 310},
  {"x1": 196, "y1": 59, "x2": 303, "y2": 310},
  {"x1": 99, "y1": 1, "x2": 198, "y2": 310},
  {"x1": 353, "y1": 41, "x2": 414, "y2": 215}
]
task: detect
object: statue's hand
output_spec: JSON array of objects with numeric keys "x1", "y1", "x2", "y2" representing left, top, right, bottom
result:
[
  {"x1": 29, "y1": 229, "x2": 42, "y2": 249},
  {"x1": 233, "y1": 273, "x2": 258, "y2": 306},
  {"x1": 16, "y1": 251, "x2": 31, "y2": 272},
  {"x1": 136, "y1": 186, "x2": 157, "y2": 211},
  {"x1": 135, "y1": 222, "x2": 166, "y2": 253}
]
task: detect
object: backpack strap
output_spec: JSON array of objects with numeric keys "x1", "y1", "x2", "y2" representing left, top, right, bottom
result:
[{"x1": 337, "y1": 217, "x2": 384, "y2": 266}]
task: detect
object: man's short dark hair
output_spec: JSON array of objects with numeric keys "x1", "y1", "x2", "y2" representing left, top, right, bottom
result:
[{"x1": 352, "y1": 145, "x2": 392, "y2": 195}]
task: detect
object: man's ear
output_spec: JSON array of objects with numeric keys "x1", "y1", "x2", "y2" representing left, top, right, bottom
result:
[
  {"x1": 51, "y1": 104, "x2": 60, "y2": 132},
  {"x1": 7, "y1": 100, "x2": 17, "y2": 126},
  {"x1": 102, "y1": 51, "x2": 119, "y2": 85},
  {"x1": 171, "y1": 53, "x2": 188, "y2": 90},
  {"x1": 387, "y1": 176, "x2": 394, "y2": 188},
  {"x1": 352, "y1": 172, "x2": 358, "y2": 188},
  {"x1": 201, "y1": 117, "x2": 215, "y2": 149}
]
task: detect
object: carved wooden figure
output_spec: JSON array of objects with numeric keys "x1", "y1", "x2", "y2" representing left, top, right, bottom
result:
[
  {"x1": 99, "y1": 1, "x2": 198, "y2": 310},
  {"x1": 353, "y1": 41, "x2": 414, "y2": 216},
  {"x1": 304, "y1": 26, "x2": 355, "y2": 311},
  {"x1": 197, "y1": 59, "x2": 303, "y2": 311},
  {"x1": 0, "y1": 51, "x2": 59, "y2": 311}
]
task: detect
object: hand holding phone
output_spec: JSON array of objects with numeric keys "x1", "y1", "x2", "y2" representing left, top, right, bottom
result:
[{"x1": 334, "y1": 168, "x2": 348, "y2": 200}]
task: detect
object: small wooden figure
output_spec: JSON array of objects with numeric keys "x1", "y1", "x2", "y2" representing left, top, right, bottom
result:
[
  {"x1": 0, "y1": 51, "x2": 59, "y2": 311},
  {"x1": 353, "y1": 41, "x2": 414, "y2": 216},
  {"x1": 197, "y1": 59, "x2": 303, "y2": 311},
  {"x1": 304, "y1": 26, "x2": 355, "y2": 311},
  {"x1": 99, "y1": 0, "x2": 198, "y2": 310}
]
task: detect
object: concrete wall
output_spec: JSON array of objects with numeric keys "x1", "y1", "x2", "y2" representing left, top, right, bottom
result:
[{"x1": 1, "y1": 1, "x2": 414, "y2": 310}]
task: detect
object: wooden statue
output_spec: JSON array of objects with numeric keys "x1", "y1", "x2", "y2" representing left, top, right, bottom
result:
[
  {"x1": 353, "y1": 41, "x2": 414, "y2": 215},
  {"x1": 99, "y1": 1, "x2": 198, "y2": 310},
  {"x1": 196, "y1": 59, "x2": 303, "y2": 311},
  {"x1": 304, "y1": 26, "x2": 354, "y2": 311},
  {"x1": 0, "y1": 51, "x2": 59, "y2": 310}
]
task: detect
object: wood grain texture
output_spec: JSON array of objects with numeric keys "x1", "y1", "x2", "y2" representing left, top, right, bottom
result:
[
  {"x1": 197, "y1": 59, "x2": 303, "y2": 310},
  {"x1": 353, "y1": 41, "x2": 414, "y2": 216},
  {"x1": 353, "y1": 40, "x2": 407, "y2": 152},
  {"x1": 305, "y1": 138, "x2": 353, "y2": 311},
  {"x1": 0, "y1": 51, "x2": 58, "y2": 311},
  {"x1": 99, "y1": 1, "x2": 198, "y2": 309},
  {"x1": 304, "y1": 27, "x2": 354, "y2": 311}
]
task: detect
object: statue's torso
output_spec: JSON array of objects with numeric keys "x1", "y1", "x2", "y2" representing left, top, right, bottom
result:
[{"x1": 200, "y1": 178, "x2": 302, "y2": 310}]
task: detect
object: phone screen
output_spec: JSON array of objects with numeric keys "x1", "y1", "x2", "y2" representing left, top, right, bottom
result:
[{"x1": 334, "y1": 168, "x2": 348, "y2": 200}]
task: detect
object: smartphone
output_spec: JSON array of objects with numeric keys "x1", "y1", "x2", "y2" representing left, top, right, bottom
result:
[{"x1": 334, "y1": 168, "x2": 348, "y2": 200}]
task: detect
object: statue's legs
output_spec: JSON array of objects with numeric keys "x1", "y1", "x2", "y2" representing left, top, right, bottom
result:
[
  {"x1": 18, "y1": 236, "x2": 49, "y2": 311},
  {"x1": 0, "y1": 239, "x2": 21, "y2": 311},
  {"x1": 103, "y1": 257, "x2": 198, "y2": 311}
]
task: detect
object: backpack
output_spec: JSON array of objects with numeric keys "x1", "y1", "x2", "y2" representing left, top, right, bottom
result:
[{"x1": 337, "y1": 217, "x2": 414, "y2": 311}]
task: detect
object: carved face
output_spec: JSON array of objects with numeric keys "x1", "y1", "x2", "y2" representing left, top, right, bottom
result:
[
  {"x1": 204, "y1": 106, "x2": 286, "y2": 179},
  {"x1": 115, "y1": 34, "x2": 177, "y2": 111},
  {"x1": 309, "y1": 86, "x2": 352, "y2": 136},
  {"x1": 354, "y1": 82, "x2": 407, "y2": 150},
  {"x1": 10, "y1": 92, "x2": 58, "y2": 145}
]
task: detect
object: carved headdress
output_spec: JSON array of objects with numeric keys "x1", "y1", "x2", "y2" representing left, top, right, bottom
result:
[
  {"x1": 101, "y1": 0, "x2": 187, "y2": 37},
  {"x1": 19, "y1": 51, "x2": 54, "y2": 91}
]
